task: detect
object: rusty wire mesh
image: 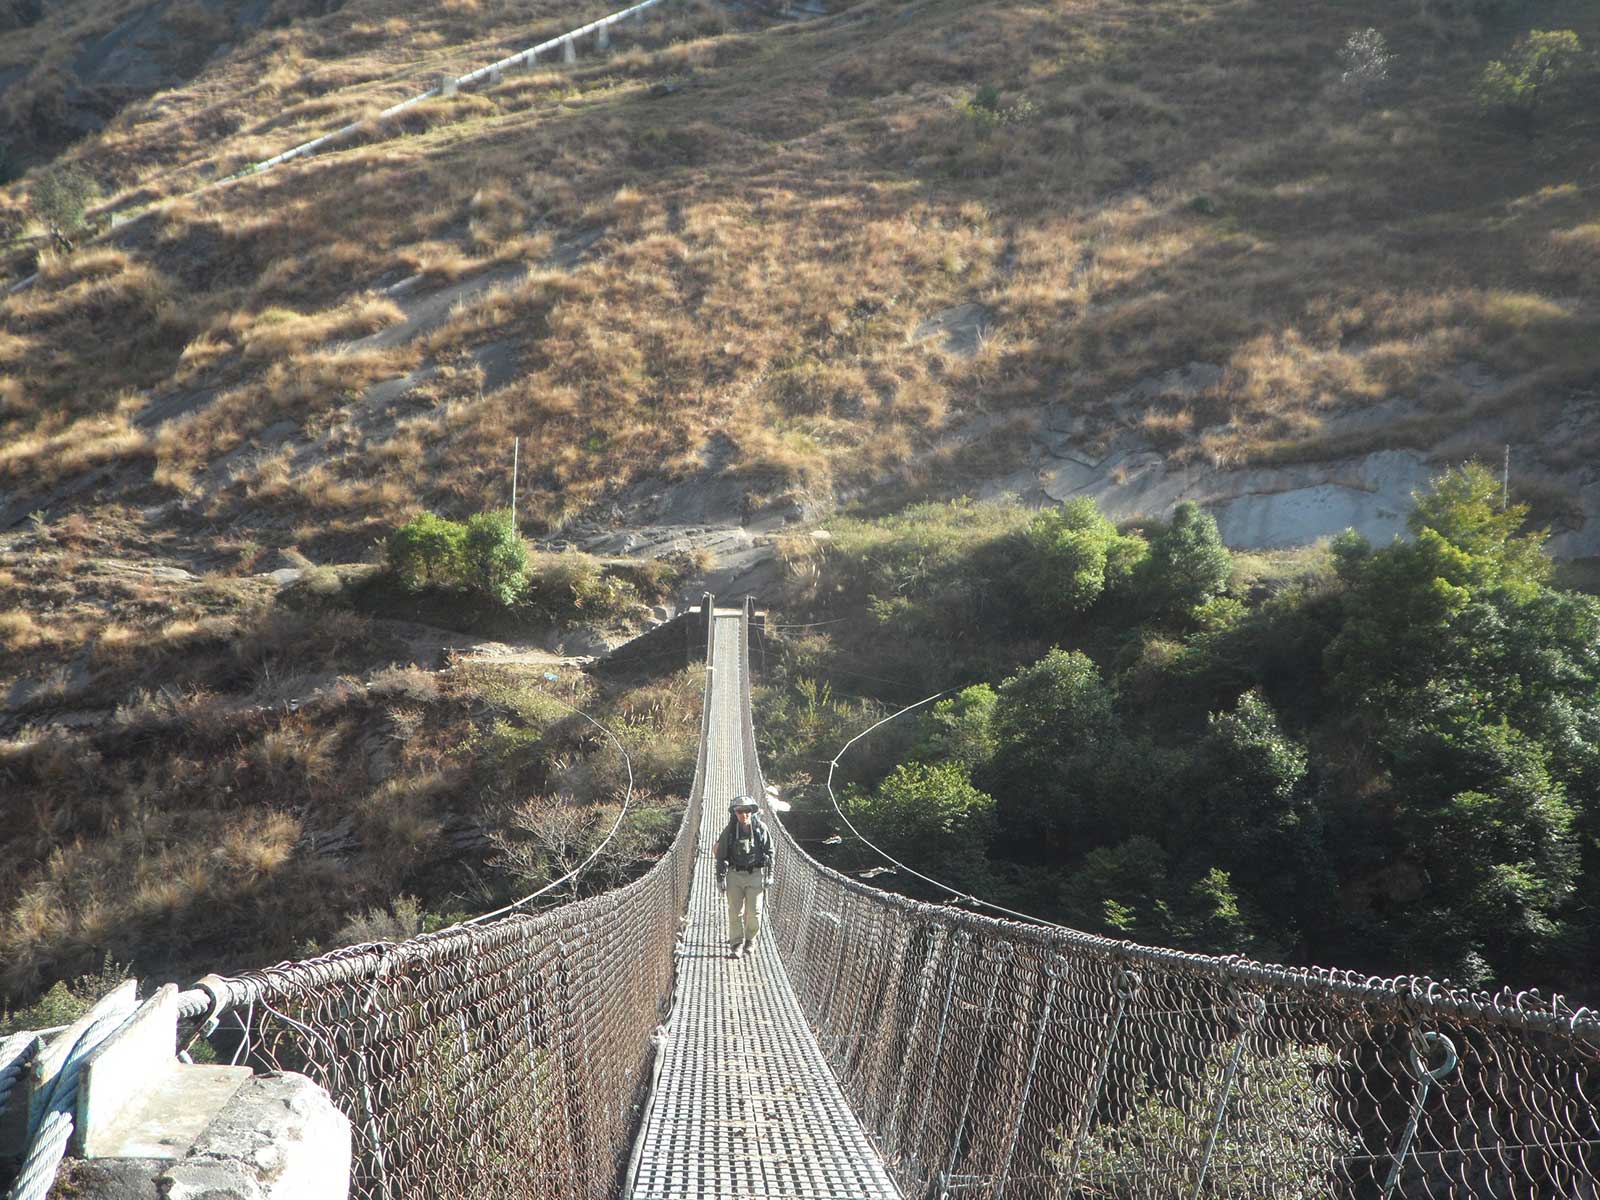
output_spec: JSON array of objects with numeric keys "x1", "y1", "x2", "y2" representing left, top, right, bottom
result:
[{"x1": 741, "y1": 603, "x2": 1600, "y2": 1200}]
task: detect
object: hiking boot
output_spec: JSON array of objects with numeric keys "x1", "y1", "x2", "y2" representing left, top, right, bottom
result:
[{"x1": 728, "y1": 944, "x2": 742, "y2": 960}]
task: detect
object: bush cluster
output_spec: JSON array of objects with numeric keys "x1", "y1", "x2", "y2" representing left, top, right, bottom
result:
[
  {"x1": 388, "y1": 509, "x2": 529, "y2": 606},
  {"x1": 1475, "y1": 29, "x2": 1586, "y2": 122},
  {"x1": 384, "y1": 510, "x2": 676, "y2": 626},
  {"x1": 961, "y1": 84, "x2": 1037, "y2": 134},
  {"x1": 763, "y1": 464, "x2": 1600, "y2": 993}
]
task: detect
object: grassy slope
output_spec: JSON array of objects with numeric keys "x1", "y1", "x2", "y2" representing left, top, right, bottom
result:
[{"x1": 2, "y1": 0, "x2": 1597, "y2": 543}]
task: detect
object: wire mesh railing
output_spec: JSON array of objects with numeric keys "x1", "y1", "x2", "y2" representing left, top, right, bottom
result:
[
  {"x1": 740, "y1": 600, "x2": 1600, "y2": 1200},
  {"x1": 145, "y1": 599, "x2": 719, "y2": 1200}
]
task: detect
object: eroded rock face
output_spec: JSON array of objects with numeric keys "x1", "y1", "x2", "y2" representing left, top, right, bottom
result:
[
  {"x1": 1034, "y1": 440, "x2": 1433, "y2": 548},
  {"x1": 913, "y1": 304, "x2": 993, "y2": 359},
  {"x1": 990, "y1": 362, "x2": 1600, "y2": 554}
]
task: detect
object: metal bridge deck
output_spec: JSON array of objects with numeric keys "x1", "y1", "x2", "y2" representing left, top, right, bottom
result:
[{"x1": 627, "y1": 613, "x2": 900, "y2": 1200}]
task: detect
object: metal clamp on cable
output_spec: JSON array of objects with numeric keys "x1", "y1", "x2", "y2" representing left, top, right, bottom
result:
[
  {"x1": 1116, "y1": 968, "x2": 1142, "y2": 1002},
  {"x1": 1379, "y1": 1030, "x2": 1458, "y2": 1199},
  {"x1": 178, "y1": 974, "x2": 230, "y2": 1062}
]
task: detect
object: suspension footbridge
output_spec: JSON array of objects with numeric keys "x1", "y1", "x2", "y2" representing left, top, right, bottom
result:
[
  {"x1": 9, "y1": 597, "x2": 1597, "y2": 1199},
  {"x1": 625, "y1": 607, "x2": 900, "y2": 1200}
]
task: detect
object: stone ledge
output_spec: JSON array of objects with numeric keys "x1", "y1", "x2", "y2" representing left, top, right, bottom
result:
[{"x1": 49, "y1": 1073, "x2": 349, "y2": 1200}]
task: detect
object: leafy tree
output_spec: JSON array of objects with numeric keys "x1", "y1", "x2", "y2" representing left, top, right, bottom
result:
[
  {"x1": 1475, "y1": 30, "x2": 1585, "y2": 124},
  {"x1": 986, "y1": 649, "x2": 1120, "y2": 856},
  {"x1": 1386, "y1": 699, "x2": 1577, "y2": 981},
  {"x1": 1020, "y1": 499, "x2": 1119, "y2": 618},
  {"x1": 1327, "y1": 463, "x2": 1552, "y2": 711},
  {"x1": 1406, "y1": 462, "x2": 1550, "y2": 593},
  {"x1": 916, "y1": 684, "x2": 998, "y2": 773},
  {"x1": 387, "y1": 512, "x2": 467, "y2": 589},
  {"x1": 1186, "y1": 690, "x2": 1309, "y2": 850},
  {"x1": 1067, "y1": 835, "x2": 1174, "y2": 941},
  {"x1": 993, "y1": 647, "x2": 1117, "y2": 753},
  {"x1": 1339, "y1": 28, "x2": 1393, "y2": 105},
  {"x1": 463, "y1": 509, "x2": 529, "y2": 606},
  {"x1": 1180, "y1": 690, "x2": 1329, "y2": 952},
  {"x1": 845, "y1": 761, "x2": 995, "y2": 890},
  {"x1": 1135, "y1": 501, "x2": 1232, "y2": 620}
]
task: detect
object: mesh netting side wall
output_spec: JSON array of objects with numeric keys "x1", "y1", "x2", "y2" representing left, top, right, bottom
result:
[
  {"x1": 205, "y1": 610, "x2": 714, "y2": 1200},
  {"x1": 739, "y1": 603, "x2": 1600, "y2": 1200}
]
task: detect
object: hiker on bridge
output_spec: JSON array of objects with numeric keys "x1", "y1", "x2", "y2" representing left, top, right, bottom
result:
[{"x1": 715, "y1": 796, "x2": 772, "y2": 959}]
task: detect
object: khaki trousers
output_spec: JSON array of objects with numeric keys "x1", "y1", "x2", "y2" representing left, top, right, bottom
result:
[{"x1": 725, "y1": 868, "x2": 765, "y2": 948}]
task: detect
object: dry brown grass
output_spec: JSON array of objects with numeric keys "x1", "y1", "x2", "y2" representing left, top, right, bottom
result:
[
  {"x1": 0, "y1": 0, "x2": 1593, "y2": 594},
  {"x1": 0, "y1": 622, "x2": 699, "y2": 1006}
]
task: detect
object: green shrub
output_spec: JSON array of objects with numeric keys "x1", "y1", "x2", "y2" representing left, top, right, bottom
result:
[
  {"x1": 844, "y1": 761, "x2": 995, "y2": 890},
  {"x1": 961, "y1": 85, "x2": 1037, "y2": 134},
  {"x1": 1475, "y1": 30, "x2": 1585, "y2": 122},
  {"x1": 1135, "y1": 501, "x2": 1232, "y2": 620},
  {"x1": 1051, "y1": 1039, "x2": 1357, "y2": 1198},
  {"x1": 1021, "y1": 498, "x2": 1146, "y2": 620},
  {"x1": 463, "y1": 509, "x2": 529, "y2": 606},
  {"x1": 1337, "y1": 27, "x2": 1393, "y2": 104},
  {"x1": 1, "y1": 958, "x2": 127, "y2": 1035},
  {"x1": 28, "y1": 167, "x2": 96, "y2": 241},
  {"x1": 387, "y1": 512, "x2": 468, "y2": 590},
  {"x1": 916, "y1": 685, "x2": 998, "y2": 773}
]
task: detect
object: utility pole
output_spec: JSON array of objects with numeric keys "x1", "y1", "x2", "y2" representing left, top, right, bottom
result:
[
  {"x1": 511, "y1": 436, "x2": 520, "y2": 527},
  {"x1": 1503, "y1": 444, "x2": 1510, "y2": 511}
]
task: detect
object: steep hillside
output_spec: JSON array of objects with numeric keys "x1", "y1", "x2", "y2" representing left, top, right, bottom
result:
[{"x1": 3, "y1": 0, "x2": 1597, "y2": 548}]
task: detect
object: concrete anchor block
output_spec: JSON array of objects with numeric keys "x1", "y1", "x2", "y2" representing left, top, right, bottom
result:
[
  {"x1": 163, "y1": 1073, "x2": 351, "y2": 1200},
  {"x1": 440, "y1": 74, "x2": 458, "y2": 97},
  {"x1": 74, "y1": 984, "x2": 253, "y2": 1160},
  {"x1": 488, "y1": 66, "x2": 502, "y2": 85},
  {"x1": 597, "y1": 24, "x2": 610, "y2": 49},
  {"x1": 563, "y1": 37, "x2": 577, "y2": 63},
  {"x1": 0, "y1": 979, "x2": 140, "y2": 1157},
  {"x1": 35, "y1": 976, "x2": 352, "y2": 1199}
]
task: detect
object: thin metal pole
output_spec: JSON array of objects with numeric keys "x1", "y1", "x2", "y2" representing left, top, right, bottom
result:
[
  {"x1": 1061, "y1": 968, "x2": 1142, "y2": 1194},
  {"x1": 1190, "y1": 992, "x2": 1266, "y2": 1198},
  {"x1": 938, "y1": 941, "x2": 1014, "y2": 1198},
  {"x1": 511, "y1": 436, "x2": 520, "y2": 526},
  {"x1": 1380, "y1": 1031, "x2": 1458, "y2": 1199},
  {"x1": 992, "y1": 954, "x2": 1067, "y2": 1199}
]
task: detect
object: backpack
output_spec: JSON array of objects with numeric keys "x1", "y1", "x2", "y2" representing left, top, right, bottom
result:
[{"x1": 724, "y1": 817, "x2": 771, "y2": 871}]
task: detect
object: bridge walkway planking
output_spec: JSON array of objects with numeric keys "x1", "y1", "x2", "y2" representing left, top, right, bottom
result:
[{"x1": 625, "y1": 611, "x2": 900, "y2": 1200}]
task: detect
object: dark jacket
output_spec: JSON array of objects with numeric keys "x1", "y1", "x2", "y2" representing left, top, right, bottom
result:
[{"x1": 715, "y1": 815, "x2": 772, "y2": 880}]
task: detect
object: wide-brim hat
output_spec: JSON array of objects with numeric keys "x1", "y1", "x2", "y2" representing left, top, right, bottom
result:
[{"x1": 729, "y1": 798, "x2": 759, "y2": 813}]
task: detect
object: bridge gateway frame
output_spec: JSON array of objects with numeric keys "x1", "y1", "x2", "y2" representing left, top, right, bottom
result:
[{"x1": 43, "y1": 593, "x2": 1595, "y2": 1200}]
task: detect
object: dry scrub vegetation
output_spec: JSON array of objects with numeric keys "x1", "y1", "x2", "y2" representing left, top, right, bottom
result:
[
  {"x1": 0, "y1": 607, "x2": 701, "y2": 1009},
  {"x1": 0, "y1": 509, "x2": 700, "y2": 1011},
  {"x1": 3, "y1": 0, "x2": 1596, "y2": 550}
]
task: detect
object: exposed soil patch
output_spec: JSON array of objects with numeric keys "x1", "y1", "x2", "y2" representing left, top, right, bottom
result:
[{"x1": 913, "y1": 302, "x2": 992, "y2": 359}]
